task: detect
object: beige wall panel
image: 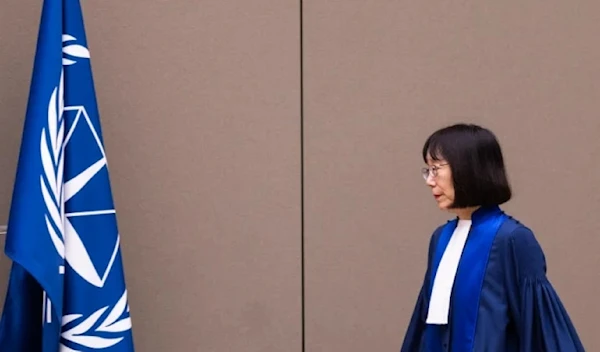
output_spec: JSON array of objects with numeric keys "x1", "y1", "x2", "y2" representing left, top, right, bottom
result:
[
  {"x1": 304, "y1": 1, "x2": 600, "y2": 351},
  {"x1": 0, "y1": 1, "x2": 301, "y2": 351}
]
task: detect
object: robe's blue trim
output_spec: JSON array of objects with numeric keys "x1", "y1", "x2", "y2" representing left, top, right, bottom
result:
[{"x1": 425, "y1": 206, "x2": 508, "y2": 352}]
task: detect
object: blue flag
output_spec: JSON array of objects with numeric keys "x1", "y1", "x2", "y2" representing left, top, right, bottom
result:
[{"x1": 0, "y1": 0, "x2": 135, "y2": 351}]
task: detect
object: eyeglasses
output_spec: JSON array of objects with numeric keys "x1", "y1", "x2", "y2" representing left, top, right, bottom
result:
[{"x1": 421, "y1": 163, "x2": 448, "y2": 180}]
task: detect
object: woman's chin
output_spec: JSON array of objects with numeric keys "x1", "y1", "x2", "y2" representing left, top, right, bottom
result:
[{"x1": 436, "y1": 200, "x2": 452, "y2": 210}]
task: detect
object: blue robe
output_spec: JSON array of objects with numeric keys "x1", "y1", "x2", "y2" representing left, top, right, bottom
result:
[{"x1": 400, "y1": 206, "x2": 585, "y2": 351}]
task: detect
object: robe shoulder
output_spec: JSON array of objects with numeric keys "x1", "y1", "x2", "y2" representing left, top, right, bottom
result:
[
  {"x1": 494, "y1": 215, "x2": 586, "y2": 351},
  {"x1": 493, "y1": 216, "x2": 547, "y2": 279}
]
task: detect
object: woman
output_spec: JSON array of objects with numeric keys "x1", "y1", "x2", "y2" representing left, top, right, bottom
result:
[{"x1": 401, "y1": 124, "x2": 584, "y2": 351}]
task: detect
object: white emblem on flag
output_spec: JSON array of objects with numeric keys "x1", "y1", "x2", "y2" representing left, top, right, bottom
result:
[
  {"x1": 60, "y1": 290, "x2": 132, "y2": 350},
  {"x1": 41, "y1": 67, "x2": 121, "y2": 288},
  {"x1": 62, "y1": 35, "x2": 90, "y2": 66},
  {"x1": 39, "y1": 35, "x2": 132, "y2": 351}
]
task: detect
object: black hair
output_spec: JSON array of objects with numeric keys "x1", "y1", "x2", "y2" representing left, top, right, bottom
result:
[{"x1": 422, "y1": 123, "x2": 512, "y2": 208}]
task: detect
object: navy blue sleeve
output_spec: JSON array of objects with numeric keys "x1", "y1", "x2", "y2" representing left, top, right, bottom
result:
[
  {"x1": 505, "y1": 225, "x2": 585, "y2": 351},
  {"x1": 400, "y1": 228, "x2": 440, "y2": 352}
]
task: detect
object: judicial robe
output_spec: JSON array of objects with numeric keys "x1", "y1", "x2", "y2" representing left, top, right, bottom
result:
[{"x1": 400, "y1": 206, "x2": 585, "y2": 352}]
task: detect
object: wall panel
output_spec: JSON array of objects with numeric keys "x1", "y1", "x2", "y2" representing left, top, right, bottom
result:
[
  {"x1": 0, "y1": 1, "x2": 302, "y2": 351},
  {"x1": 304, "y1": 1, "x2": 600, "y2": 350}
]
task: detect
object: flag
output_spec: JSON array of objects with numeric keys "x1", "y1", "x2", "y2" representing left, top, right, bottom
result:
[{"x1": 0, "y1": 0, "x2": 135, "y2": 350}]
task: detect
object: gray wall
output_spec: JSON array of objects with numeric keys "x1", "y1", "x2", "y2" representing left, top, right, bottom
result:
[{"x1": 1, "y1": 1, "x2": 598, "y2": 351}]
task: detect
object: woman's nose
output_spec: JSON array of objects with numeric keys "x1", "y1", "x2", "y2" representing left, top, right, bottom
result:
[{"x1": 425, "y1": 174, "x2": 436, "y2": 187}]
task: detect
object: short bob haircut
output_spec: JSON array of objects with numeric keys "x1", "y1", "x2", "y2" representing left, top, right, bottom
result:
[{"x1": 422, "y1": 123, "x2": 512, "y2": 208}]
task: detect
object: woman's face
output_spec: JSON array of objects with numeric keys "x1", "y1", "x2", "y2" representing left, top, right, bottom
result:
[{"x1": 424, "y1": 156, "x2": 455, "y2": 210}]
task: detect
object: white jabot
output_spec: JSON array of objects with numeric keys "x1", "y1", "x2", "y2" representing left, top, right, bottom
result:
[{"x1": 426, "y1": 219, "x2": 472, "y2": 325}]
